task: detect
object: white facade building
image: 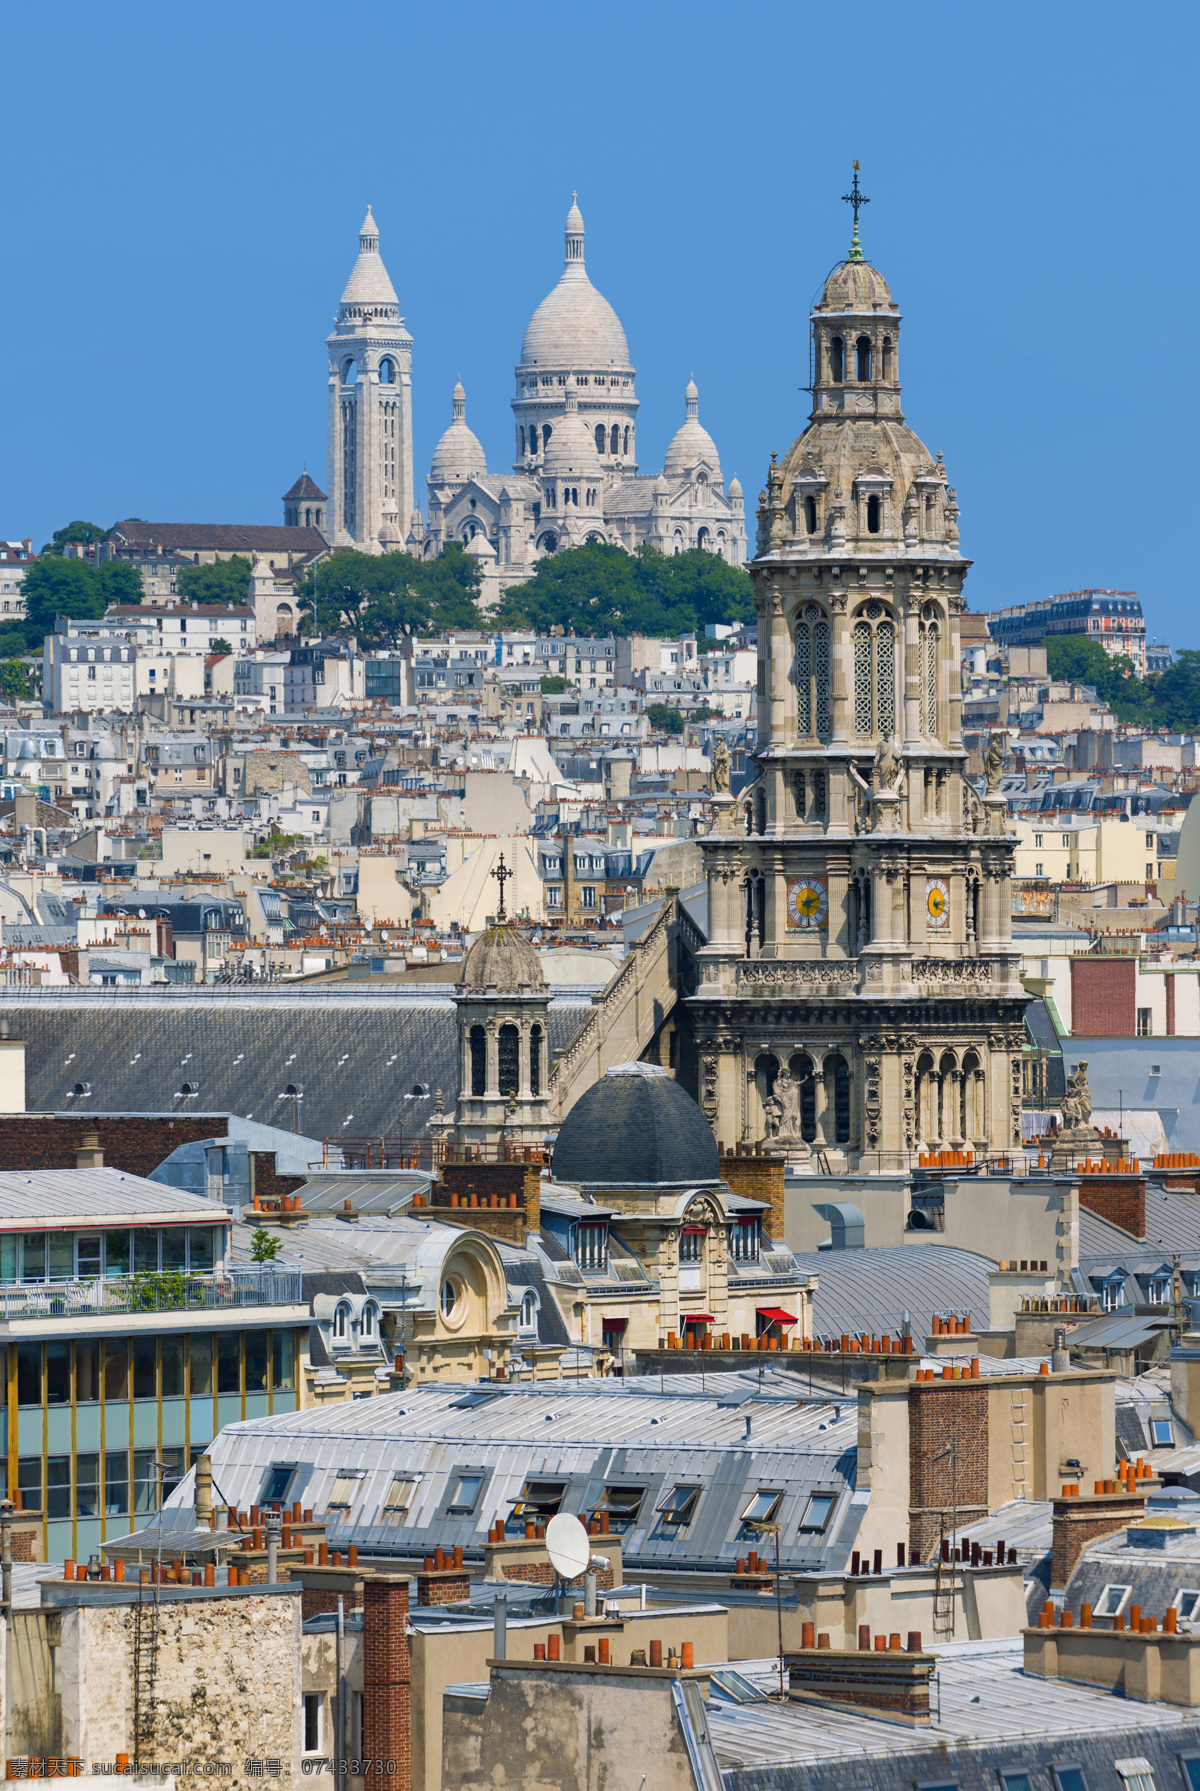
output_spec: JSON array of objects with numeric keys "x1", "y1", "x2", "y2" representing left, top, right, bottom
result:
[
  {"x1": 44, "y1": 635, "x2": 137, "y2": 715},
  {"x1": 327, "y1": 210, "x2": 413, "y2": 553}
]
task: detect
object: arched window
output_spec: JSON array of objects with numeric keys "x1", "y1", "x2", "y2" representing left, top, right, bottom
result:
[
  {"x1": 852, "y1": 606, "x2": 897, "y2": 736},
  {"x1": 623, "y1": 426, "x2": 630, "y2": 455},
  {"x1": 520, "y1": 1292, "x2": 537, "y2": 1329},
  {"x1": 333, "y1": 1302, "x2": 350, "y2": 1341},
  {"x1": 855, "y1": 336, "x2": 872, "y2": 381},
  {"x1": 542, "y1": 423, "x2": 552, "y2": 451},
  {"x1": 441, "y1": 1280, "x2": 457, "y2": 1319},
  {"x1": 610, "y1": 424, "x2": 619, "y2": 454},
  {"x1": 595, "y1": 425, "x2": 606, "y2": 454},
  {"x1": 921, "y1": 607, "x2": 941, "y2": 737},
  {"x1": 469, "y1": 1024, "x2": 486, "y2": 1097},
  {"x1": 804, "y1": 495, "x2": 817, "y2": 534},
  {"x1": 378, "y1": 358, "x2": 395, "y2": 384},
  {"x1": 361, "y1": 1302, "x2": 376, "y2": 1339},
  {"x1": 790, "y1": 1053, "x2": 818, "y2": 1143},
  {"x1": 828, "y1": 337, "x2": 844, "y2": 382},
  {"x1": 794, "y1": 609, "x2": 831, "y2": 739},
  {"x1": 882, "y1": 337, "x2": 894, "y2": 381},
  {"x1": 341, "y1": 358, "x2": 358, "y2": 386},
  {"x1": 498, "y1": 1024, "x2": 520, "y2": 1097},
  {"x1": 829, "y1": 1054, "x2": 852, "y2": 1144},
  {"x1": 519, "y1": 426, "x2": 526, "y2": 456},
  {"x1": 697, "y1": 527, "x2": 709, "y2": 550},
  {"x1": 867, "y1": 494, "x2": 881, "y2": 534},
  {"x1": 673, "y1": 530, "x2": 683, "y2": 554},
  {"x1": 529, "y1": 1024, "x2": 542, "y2": 1097}
]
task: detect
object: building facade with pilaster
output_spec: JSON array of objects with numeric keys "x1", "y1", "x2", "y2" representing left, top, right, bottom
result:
[{"x1": 687, "y1": 212, "x2": 1027, "y2": 1171}]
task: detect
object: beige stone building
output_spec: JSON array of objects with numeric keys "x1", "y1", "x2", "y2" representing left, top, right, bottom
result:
[{"x1": 687, "y1": 214, "x2": 1027, "y2": 1169}]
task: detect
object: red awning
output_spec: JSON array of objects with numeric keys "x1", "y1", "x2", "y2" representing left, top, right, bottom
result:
[
  {"x1": 682, "y1": 1313, "x2": 715, "y2": 1324},
  {"x1": 757, "y1": 1307, "x2": 798, "y2": 1325},
  {"x1": 601, "y1": 1317, "x2": 628, "y2": 1333}
]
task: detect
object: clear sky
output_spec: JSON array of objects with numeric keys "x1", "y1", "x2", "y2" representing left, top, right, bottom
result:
[{"x1": 2, "y1": 0, "x2": 1196, "y2": 640}]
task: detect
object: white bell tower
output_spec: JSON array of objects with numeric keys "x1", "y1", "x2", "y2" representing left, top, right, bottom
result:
[{"x1": 326, "y1": 208, "x2": 413, "y2": 553}]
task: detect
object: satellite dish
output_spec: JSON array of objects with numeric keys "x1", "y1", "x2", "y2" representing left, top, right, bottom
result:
[{"x1": 545, "y1": 1513, "x2": 590, "y2": 1581}]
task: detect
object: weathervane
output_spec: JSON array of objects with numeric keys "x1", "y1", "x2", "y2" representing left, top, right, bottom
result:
[
  {"x1": 842, "y1": 160, "x2": 869, "y2": 262},
  {"x1": 491, "y1": 853, "x2": 512, "y2": 921}
]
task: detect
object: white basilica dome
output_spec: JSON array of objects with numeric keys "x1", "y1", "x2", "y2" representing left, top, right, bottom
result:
[
  {"x1": 520, "y1": 200, "x2": 631, "y2": 371},
  {"x1": 663, "y1": 379, "x2": 721, "y2": 477},
  {"x1": 429, "y1": 380, "x2": 488, "y2": 485}
]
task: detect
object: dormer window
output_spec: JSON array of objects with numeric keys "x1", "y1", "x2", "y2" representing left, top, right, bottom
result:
[{"x1": 333, "y1": 1301, "x2": 351, "y2": 1342}]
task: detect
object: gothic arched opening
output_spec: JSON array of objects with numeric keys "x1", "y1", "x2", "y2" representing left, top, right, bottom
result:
[
  {"x1": 498, "y1": 1025, "x2": 520, "y2": 1098},
  {"x1": 529, "y1": 1024, "x2": 542, "y2": 1097},
  {"x1": 469, "y1": 1025, "x2": 486, "y2": 1097},
  {"x1": 829, "y1": 337, "x2": 844, "y2": 382}
]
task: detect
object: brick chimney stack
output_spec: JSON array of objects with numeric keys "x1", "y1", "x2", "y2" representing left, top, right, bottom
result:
[{"x1": 362, "y1": 1573, "x2": 412, "y2": 1788}]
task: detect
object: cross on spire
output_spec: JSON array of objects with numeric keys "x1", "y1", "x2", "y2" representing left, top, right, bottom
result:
[
  {"x1": 842, "y1": 160, "x2": 869, "y2": 263},
  {"x1": 491, "y1": 853, "x2": 512, "y2": 921}
]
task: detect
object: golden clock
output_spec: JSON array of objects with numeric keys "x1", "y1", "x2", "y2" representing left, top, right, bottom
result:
[
  {"x1": 926, "y1": 877, "x2": 950, "y2": 928},
  {"x1": 787, "y1": 877, "x2": 828, "y2": 930}
]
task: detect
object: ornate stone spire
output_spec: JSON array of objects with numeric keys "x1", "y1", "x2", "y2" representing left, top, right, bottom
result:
[{"x1": 564, "y1": 192, "x2": 585, "y2": 266}]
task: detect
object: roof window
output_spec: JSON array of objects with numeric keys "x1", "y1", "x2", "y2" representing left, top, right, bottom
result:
[
  {"x1": 324, "y1": 1471, "x2": 365, "y2": 1511},
  {"x1": 656, "y1": 1485, "x2": 700, "y2": 1528}
]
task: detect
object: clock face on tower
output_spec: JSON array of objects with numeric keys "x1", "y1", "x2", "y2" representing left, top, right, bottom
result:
[
  {"x1": 787, "y1": 877, "x2": 828, "y2": 930},
  {"x1": 926, "y1": 877, "x2": 950, "y2": 928}
]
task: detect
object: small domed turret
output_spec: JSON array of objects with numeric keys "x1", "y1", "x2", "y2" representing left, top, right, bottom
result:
[{"x1": 430, "y1": 380, "x2": 488, "y2": 485}]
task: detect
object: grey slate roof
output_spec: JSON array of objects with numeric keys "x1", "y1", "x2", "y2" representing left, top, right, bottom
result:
[
  {"x1": 1080, "y1": 1184, "x2": 1200, "y2": 1256},
  {"x1": 1, "y1": 988, "x2": 590, "y2": 1140}
]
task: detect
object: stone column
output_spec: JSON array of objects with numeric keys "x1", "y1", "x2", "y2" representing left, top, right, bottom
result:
[
  {"x1": 829, "y1": 588, "x2": 849, "y2": 745},
  {"x1": 485, "y1": 1019, "x2": 499, "y2": 1097},
  {"x1": 826, "y1": 851, "x2": 850, "y2": 958},
  {"x1": 813, "y1": 1059, "x2": 830, "y2": 1147}
]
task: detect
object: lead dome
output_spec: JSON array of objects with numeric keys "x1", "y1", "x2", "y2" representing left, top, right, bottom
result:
[
  {"x1": 552, "y1": 1062, "x2": 719, "y2": 1186},
  {"x1": 458, "y1": 924, "x2": 545, "y2": 994}
]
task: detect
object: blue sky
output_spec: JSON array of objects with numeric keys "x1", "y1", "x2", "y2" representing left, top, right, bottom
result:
[{"x1": 2, "y1": 0, "x2": 1196, "y2": 640}]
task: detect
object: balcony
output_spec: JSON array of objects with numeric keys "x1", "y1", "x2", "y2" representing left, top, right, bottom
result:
[{"x1": 0, "y1": 1267, "x2": 304, "y2": 1323}]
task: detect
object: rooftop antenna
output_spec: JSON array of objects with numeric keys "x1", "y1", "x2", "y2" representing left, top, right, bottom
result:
[{"x1": 842, "y1": 160, "x2": 869, "y2": 262}]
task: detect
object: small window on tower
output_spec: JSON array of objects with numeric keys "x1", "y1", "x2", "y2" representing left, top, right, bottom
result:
[
  {"x1": 867, "y1": 494, "x2": 881, "y2": 533},
  {"x1": 856, "y1": 335, "x2": 872, "y2": 381},
  {"x1": 804, "y1": 496, "x2": 817, "y2": 534},
  {"x1": 829, "y1": 337, "x2": 844, "y2": 382}
]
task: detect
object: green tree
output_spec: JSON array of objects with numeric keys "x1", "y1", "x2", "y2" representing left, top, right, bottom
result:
[
  {"x1": 0, "y1": 630, "x2": 30, "y2": 659},
  {"x1": 20, "y1": 557, "x2": 107, "y2": 646},
  {"x1": 0, "y1": 660, "x2": 38, "y2": 701},
  {"x1": 491, "y1": 543, "x2": 754, "y2": 638},
  {"x1": 39, "y1": 520, "x2": 109, "y2": 557},
  {"x1": 96, "y1": 560, "x2": 145, "y2": 606},
  {"x1": 249, "y1": 1227, "x2": 282, "y2": 1263},
  {"x1": 1045, "y1": 634, "x2": 1147, "y2": 722},
  {"x1": 1141, "y1": 651, "x2": 1200, "y2": 732},
  {"x1": 296, "y1": 544, "x2": 482, "y2": 644},
  {"x1": 645, "y1": 702, "x2": 685, "y2": 734},
  {"x1": 210, "y1": 638, "x2": 233, "y2": 655},
  {"x1": 540, "y1": 673, "x2": 569, "y2": 693},
  {"x1": 176, "y1": 556, "x2": 252, "y2": 605},
  {"x1": 18, "y1": 556, "x2": 144, "y2": 646}
]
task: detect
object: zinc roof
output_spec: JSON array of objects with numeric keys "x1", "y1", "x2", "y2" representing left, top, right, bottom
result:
[
  {"x1": 167, "y1": 1373, "x2": 862, "y2": 1574},
  {"x1": 0, "y1": 1165, "x2": 221, "y2": 1227}
]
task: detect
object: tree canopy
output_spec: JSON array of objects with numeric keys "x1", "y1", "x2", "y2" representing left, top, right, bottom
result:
[
  {"x1": 19, "y1": 557, "x2": 143, "y2": 648},
  {"x1": 176, "y1": 556, "x2": 251, "y2": 604},
  {"x1": 1044, "y1": 633, "x2": 1200, "y2": 732},
  {"x1": 645, "y1": 702, "x2": 685, "y2": 735},
  {"x1": 39, "y1": 520, "x2": 110, "y2": 557},
  {"x1": 491, "y1": 544, "x2": 754, "y2": 638},
  {"x1": 295, "y1": 544, "x2": 482, "y2": 644}
]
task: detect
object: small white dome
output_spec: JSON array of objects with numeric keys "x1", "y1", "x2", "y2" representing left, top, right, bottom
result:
[
  {"x1": 429, "y1": 381, "x2": 487, "y2": 485},
  {"x1": 663, "y1": 379, "x2": 720, "y2": 478},
  {"x1": 543, "y1": 377, "x2": 600, "y2": 477},
  {"x1": 728, "y1": 474, "x2": 743, "y2": 500}
]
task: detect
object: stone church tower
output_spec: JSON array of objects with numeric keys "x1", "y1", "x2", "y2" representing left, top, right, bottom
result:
[
  {"x1": 326, "y1": 209, "x2": 413, "y2": 552},
  {"x1": 687, "y1": 200, "x2": 1027, "y2": 1171}
]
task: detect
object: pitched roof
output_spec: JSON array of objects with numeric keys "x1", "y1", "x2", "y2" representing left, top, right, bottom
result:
[
  {"x1": 109, "y1": 522, "x2": 327, "y2": 554},
  {"x1": 282, "y1": 474, "x2": 327, "y2": 502}
]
